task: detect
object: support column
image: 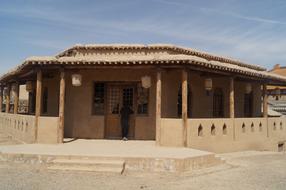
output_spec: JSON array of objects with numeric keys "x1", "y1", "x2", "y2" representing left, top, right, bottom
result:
[
  {"x1": 182, "y1": 69, "x2": 188, "y2": 147},
  {"x1": 229, "y1": 77, "x2": 235, "y2": 140},
  {"x1": 5, "y1": 85, "x2": 10, "y2": 113},
  {"x1": 263, "y1": 83, "x2": 269, "y2": 137},
  {"x1": 13, "y1": 83, "x2": 19, "y2": 114},
  {"x1": 58, "y1": 69, "x2": 66, "y2": 143},
  {"x1": 0, "y1": 86, "x2": 3, "y2": 113},
  {"x1": 263, "y1": 84, "x2": 268, "y2": 118},
  {"x1": 155, "y1": 69, "x2": 162, "y2": 145},
  {"x1": 35, "y1": 69, "x2": 42, "y2": 143}
]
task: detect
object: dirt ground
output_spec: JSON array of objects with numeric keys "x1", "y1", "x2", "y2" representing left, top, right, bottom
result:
[{"x1": 0, "y1": 135, "x2": 285, "y2": 190}]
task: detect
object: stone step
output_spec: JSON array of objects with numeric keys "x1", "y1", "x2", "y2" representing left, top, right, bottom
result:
[
  {"x1": 48, "y1": 165, "x2": 124, "y2": 173},
  {"x1": 52, "y1": 158, "x2": 124, "y2": 165},
  {"x1": 47, "y1": 158, "x2": 125, "y2": 174},
  {"x1": 0, "y1": 135, "x2": 11, "y2": 140}
]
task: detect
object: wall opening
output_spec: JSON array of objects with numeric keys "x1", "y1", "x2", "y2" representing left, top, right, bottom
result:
[
  {"x1": 244, "y1": 92, "x2": 253, "y2": 117},
  {"x1": 177, "y1": 84, "x2": 192, "y2": 118},
  {"x1": 242, "y1": 123, "x2": 246, "y2": 133},
  {"x1": 211, "y1": 124, "x2": 216, "y2": 136},
  {"x1": 280, "y1": 122, "x2": 283, "y2": 130},
  {"x1": 259, "y1": 122, "x2": 262, "y2": 132},
  {"x1": 213, "y1": 88, "x2": 224, "y2": 118},
  {"x1": 273, "y1": 122, "x2": 276, "y2": 131},
  {"x1": 222, "y1": 124, "x2": 227, "y2": 135},
  {"x1": 198, "y1": 125, "x2": 203, "y2": 137},
  {"x1": 278, "y1": 143, "x2": 284, "y2": 152},
  {"x1": 18, "y1": 84, "x2": 29, "y2": 114},
  {"x1": 251, "y1": 123, "x2": 254, "y2": 132}
]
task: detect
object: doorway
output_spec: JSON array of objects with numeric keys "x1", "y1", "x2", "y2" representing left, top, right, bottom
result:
[{"x1": 105, "y1": 83, "x2": 136, "y2": 139}]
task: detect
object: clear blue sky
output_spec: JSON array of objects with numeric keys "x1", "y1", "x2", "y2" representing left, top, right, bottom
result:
[{"x1": 0, "y1": 0, "x2": 285, "y2": 74}]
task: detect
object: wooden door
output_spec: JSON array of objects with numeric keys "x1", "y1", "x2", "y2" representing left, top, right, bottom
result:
[{"x1": 105, "y1": 84, "x2": 136, "y2": 139}]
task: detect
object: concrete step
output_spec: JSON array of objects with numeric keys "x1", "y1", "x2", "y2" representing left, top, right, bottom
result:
[
  {"x1": 47, "y1": 158, "x2": 125, "y2": 174},
  {"x1": 0, "y1": 135, "x2": 11, "y2": 140}
]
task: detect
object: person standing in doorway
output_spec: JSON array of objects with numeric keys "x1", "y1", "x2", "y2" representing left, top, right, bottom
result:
[{"x1": 120, "y1": 102, "x2": 134, "y2": 141}]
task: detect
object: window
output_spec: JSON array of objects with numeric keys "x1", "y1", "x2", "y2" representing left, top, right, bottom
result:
[
  {"x1": 244, "y1": 92, "x2": 253, "y2": 117},
  {"x1": 177, "y1": 84, "x2": 192, "y2": 117},
  {"x1": 213, "y1": 88, "x2": 224, "y2": 118},
  {"x1": 28, "y1": 90, "x2": 36, "y2": 114},
  {"x1": 10, "y1": 89, "x2": 14, "y2": 113},
  {"x1": 43, "y1": 87, "x2": 48, "y2": 114},
  {"x1": 109, "y1": 86, "x2": 120, "y2": 114},
  {"x1": 92, "y1": 83, "x2": 105, "y2": 115},
  {"x1": 137, "y1": 85, "x2": 149, "y2": 115},
  {"x1": 18, "y1": 85, "x2": 29, "y2": 114},
  {"x1": 123, "y1": 87, "x2": 133, "y2": 107}
]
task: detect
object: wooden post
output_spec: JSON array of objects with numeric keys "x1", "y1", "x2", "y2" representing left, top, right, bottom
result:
[
  {"x1": 182, "y1": 69, "x2": 188, "y2": 147},
  {"x1": 58, "y1": 70, "x2": 66, "y2": 143},
  {"x1": 263, "y1": 84, "x2": 269, "y2": 137},
  {"x1": 155, "y1": 69, "x2": 162, "y2": 145},
  {"x1": 229, "y1": 77, "x2": 235, "y2": 140},
  {"x1": 229, "y1": 78, "x2": 235, "y2": 118},
  {"x1": 263, "y1": 84, "x2": 268, "y2": 118},
  {"x1": 5, "y1": 85, "x2": 10, "y2": 113},
  {"x1": 34, "y1": 69, "x2": 42, "y2": 143},
  {"x1": 13, "y1": 83, "x2": 19, "y2": 114},
  {"x1": 0, "y1": 86, "x2": 3, "y2": 113}
]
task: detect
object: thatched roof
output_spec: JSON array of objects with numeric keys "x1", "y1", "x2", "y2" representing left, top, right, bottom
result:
[{"x1": 1, "y1": 44, "x2": 286, "y2": 85}]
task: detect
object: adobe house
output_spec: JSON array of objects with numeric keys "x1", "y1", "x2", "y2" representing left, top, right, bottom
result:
[
  {"x1": 0, "y1": 44, "x2": 285, "y2": 153},
  {"x1": 267, "y1": 64, "x2": 286, "y2": 116}
]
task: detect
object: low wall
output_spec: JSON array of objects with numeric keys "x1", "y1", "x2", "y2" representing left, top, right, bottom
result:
[
  {"x1": 160, "y1": 118, "x2": 183, "y2": 147},
  {"x1": 0, "y1": 113, "x2": 35, "y2": 143},
  {"x1": 0, "y1": 113, "x2": 59, "y2": 144},
  {"x1": 188, "y1": 118, "x2": 234, "y2": 152},
  {"x1": 37, "y1": 116, "x2": 59, "y2": 144},
  {"x1": 268, "y1": 117, "x2": 286, "y2": 142},
  {"x1": 160, "y1": 117, "x2": 286, "y2": 153}
]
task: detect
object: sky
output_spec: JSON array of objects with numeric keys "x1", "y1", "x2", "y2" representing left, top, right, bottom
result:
[{"x1": 0, "y1": 0, "x2": 286, "y2": 74}]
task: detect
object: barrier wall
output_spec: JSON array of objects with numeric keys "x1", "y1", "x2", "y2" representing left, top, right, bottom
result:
[
  {"x1": 37, "y1": 116, "x2": 59, "y2": 144},
  {"x1": 0, "y1": 113, "x2": 59, "y2": 144},
  {"x1": 0, "y1": 113, "x2": 35, "y2": 143},
  {"x1": 161, "y1": 117, "x2": 286, "y2": 152},
  {"x1": 1, "y1": 112, "x2": 285, "y2": 152}
]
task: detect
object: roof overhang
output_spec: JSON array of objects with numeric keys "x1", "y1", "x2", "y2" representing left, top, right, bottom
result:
[
  {"x1": 1, "y1": 44, "x2": 285, "y2": 86},
  {"x1": 1, "y1": 55, "x2": 286, "y2": 86}
]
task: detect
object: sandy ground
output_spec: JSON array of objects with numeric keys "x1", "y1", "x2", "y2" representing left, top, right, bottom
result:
[{"x1": 0, "y1": 135, "x2": 286, "y2": 190}]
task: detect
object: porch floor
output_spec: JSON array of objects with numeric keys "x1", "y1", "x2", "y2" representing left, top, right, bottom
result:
[
  {"x1": 0, "y1": 138, "x2": 222, "y2": 172},
  {"x1": 0, "y1": 139, "x2": 209, "y2": 158}
]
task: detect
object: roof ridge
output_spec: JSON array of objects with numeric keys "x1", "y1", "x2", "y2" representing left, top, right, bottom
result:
[{"x1": 55, "y1": 43, "x2": 266, "y2": 71}]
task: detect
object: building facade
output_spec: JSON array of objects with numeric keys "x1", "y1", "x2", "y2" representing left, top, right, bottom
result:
[
  {"x1": 0, "y1": 44, "x2": 286, "y2": 153},
  {"x1": 268, "y1": 64, "x2": 286, "y2": 115}
]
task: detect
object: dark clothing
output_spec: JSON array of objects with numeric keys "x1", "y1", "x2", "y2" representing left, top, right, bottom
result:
[
  {"x1": 120, "y1": 106, "x2": 134, "y2": 138},
  {"x1": 121, "y1": 119, "x2": 129, "y2": 138}
]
